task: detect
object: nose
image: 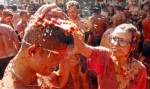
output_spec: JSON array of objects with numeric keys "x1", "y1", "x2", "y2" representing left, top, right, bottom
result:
[{"x1": 112, "y1": 40, "x2": 119, "y2": 46}]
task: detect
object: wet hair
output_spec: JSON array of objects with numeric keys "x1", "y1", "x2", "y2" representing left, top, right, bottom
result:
[
  {"x1": 115, "y1": 23, "x2": 141, "y2": 63},
  {"x1": 0, "y1": 4, "x2": 4, "y2": 10},
  {"x1": 116, "y1": 23, "x2": 140, "y2": 44},
  {"x1": 141, "y1": 2, "x2": 150, "y2": 9},
  {"x1": 2, "y1": 9, "x2": 13, "y2": 17},
  {"x1": 20, "y1": 10, "x2": 27, "y2": 16},
  {"x1": 93, "y1": 7, "x2": 101, "y2": 13},
  {"x1": 114, "y1": 5, "x2": 122, "y2": 11},
  {"x1": 22, "y1": 18, "x2": 73, "y2": 52},
  {"x1": 101, "y1": 3, "x2": 106, "y2": 9},
  {"x1": 66, "y1": 0, "x2": 80, "y2": 10},
  {"x1": 11, "y1": 4, "x2": 17, "y2": 11}
]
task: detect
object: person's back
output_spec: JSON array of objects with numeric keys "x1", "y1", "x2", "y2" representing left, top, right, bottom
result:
[
  {"x1": 127, "y1": 0, "x2": 140, "y2": 15},
  {"x1": 0, "y1": 24, "x2": 20, "y2": 58},
  {"x1": 0, "y1": 23, "x2": 20, "y2": 79},
  {"x1": 112, "y1": 5, "x2": 126, "y2": 27},
  {"x1": 114, "y1": 12, "x2": 126, "y2": 25}
]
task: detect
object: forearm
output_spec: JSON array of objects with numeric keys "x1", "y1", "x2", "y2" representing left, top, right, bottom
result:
[
  {"x1": 49, "y1": 61, "x2": 69, "y2": 88},
  {"x1": 77, "y1": 42, "x2": 92, "y2": 58},
  {"x1": 74, "y1": 31, "x2": 93, "y2": 58}
]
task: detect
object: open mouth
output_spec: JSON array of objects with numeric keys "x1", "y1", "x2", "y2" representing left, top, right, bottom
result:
[{"x1": 112, "y1": 48, "x2": 120, "y2": 52}]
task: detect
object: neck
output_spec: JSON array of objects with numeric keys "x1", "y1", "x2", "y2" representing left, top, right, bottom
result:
[
  {"x1": 114, "y1": 51, "x2": 131, "y2": 66},
  {"x1": 13, "y1": 52, "x2": 37, "y2": 85},
  {"x1": 71, "y1": 16, "x2": 80, "y2": 22},
  {"x1": 21, "y1": 20, "x2": 27, "y2": 23},
  {"x1": 117, "y1": 57, "x2": 128, "y2": 66}
]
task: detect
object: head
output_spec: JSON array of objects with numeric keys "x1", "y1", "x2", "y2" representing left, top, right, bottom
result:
[
  {"x1": 90, "y1": 16, "x2": 101, "y2": 32},
  {"x1": 141, "y1": 3, "x2": 150, "y2": 11},
  {"x1": 93, "y1": 7, "x2": 101, "y2": 14},
  {"x1": 20, "y1": 10, "x2": 28, "y2": 21},
  {"x1": 114, "y1": 5, "x2": 122, "y2": 13},
  {"x1": 1, "y1": 9, "x2": 13, "y2": 24},
  {"x1": 66, "y1": 0, "x2": 80, "y2": 20},
  {"x1": 101, "y1": 3, "x2": 106, "y2": 10},
  {"x1": 100, "y1": 28, "x2": 114, "y2": 48},
  {"x1": 109, "y1": 23, "x2": 140, "y2": 59},
  {"x1": 20, "y1": 18, "x2": 73, "y2": 76},
  {"x1": 0, "y1": 4, "x2": 4, "y2": 16},
  {"x1": 11, "y1": 4, "x2": 17, "y2": 11},
  {"x1": 131, "y1": 0, "x2": 137, "y2": 5}
]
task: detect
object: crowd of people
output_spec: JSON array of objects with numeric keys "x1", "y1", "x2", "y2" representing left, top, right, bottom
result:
[{"x1": 0, "y1": 0, "x2": 150, "y2": 89}]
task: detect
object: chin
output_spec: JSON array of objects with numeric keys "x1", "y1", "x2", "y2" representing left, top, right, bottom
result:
[{"x1": 113, "y1": 52, "x2": 121, "y2": 57}]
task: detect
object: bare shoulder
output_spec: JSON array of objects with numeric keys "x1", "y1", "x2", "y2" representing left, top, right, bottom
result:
[
  {"x1": 0, "y1": 24, "x2": 13, "y2": 31},
  {"x1": 0, "y1": 24, "x2": 14, "y2": 36}
]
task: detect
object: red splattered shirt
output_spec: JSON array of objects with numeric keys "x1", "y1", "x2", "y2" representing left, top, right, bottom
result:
[{"x1": 87, "y1": 47, "x2": 147, "y2": 89}]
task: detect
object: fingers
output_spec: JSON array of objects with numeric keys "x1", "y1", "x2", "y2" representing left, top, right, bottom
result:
[
  {"x1": 34, "y1": 4, "x2": 46, "y2": 15},
  {"x1": 33, "y1": 4, "x2": 68, "y2": 21},
  {"x1": 41, "y1": 4, "x2": 58, "y2": 15},
  {"x1": 73, "y1": 31, "x2": 84, "y2": 41},
  {"x1": 34, "y1": 4, "x2": 58, "y2": 16}
]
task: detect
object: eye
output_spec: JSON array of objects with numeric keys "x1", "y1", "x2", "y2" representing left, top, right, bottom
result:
[
  {"x1": 119, "y1": 38, "x2": 128, "y2": 46},
  {"x1": 109, "y1": 37, "x2": 117, "y2": 43},
  {"x1": 119, "y1": 38, "x2": 127, "y2": 43}
]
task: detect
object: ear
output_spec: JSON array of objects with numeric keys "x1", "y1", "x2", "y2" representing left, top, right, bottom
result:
[{"x1": 27, "y1": 44, "x2": 37, "y2": 57}]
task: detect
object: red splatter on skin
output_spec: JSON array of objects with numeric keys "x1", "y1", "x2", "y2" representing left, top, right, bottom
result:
[
  {"x1": 58, "y1": 48, "x2": 68, "y2": 59},
  {"x1": 43, "y1": 20, "x2": 50, "y2": 27},
  {"x1": 64, "y1": 30, "x2": 70, "y2": 36},
  {"x1": 37, "y1": 15, "x2": 45, "y2": 22},
  {"x1": 33, "y1": 15, "x2": 78, "y2": 35},
  {"x1": 70, "y1": 27, "x2": 75, "y2": 32},
  {"x1": 43, "y1": 66, "x2": 49, "y2": 71},
  {"x1": 51, "y1": 18, "x2": 57, "y2": 24},
  {"x1": 104, "y1": 32, "x2": 110, "y2": 38},
  {"x1": 58, "y1": 74, "x2": 62, "y2": 79},
  {"x1": 49, "y1": 23, "x2": 55, "y2": 28}
]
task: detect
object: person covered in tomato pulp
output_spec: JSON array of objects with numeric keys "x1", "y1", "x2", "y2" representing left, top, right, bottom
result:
[{"x1": 73, "y1": 23, "x2": 147, "y2": 89}]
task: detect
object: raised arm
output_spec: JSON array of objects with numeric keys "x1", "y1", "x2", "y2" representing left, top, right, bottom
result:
[
  {"x1": 73, "y1": 31, "x2": 93, "y2": 58},
  {"x1": 30, "y1": 4, "x2": 69, "y2": 23}
]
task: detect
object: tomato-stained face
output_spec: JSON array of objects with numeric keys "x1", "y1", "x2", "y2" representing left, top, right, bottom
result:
[
  {"x1": 67, "y1": 5, "x2": 79, "y2": 21},
  {"x1": 110, "y1": 27, "x2": 132, "y2": 58},
  {"x1": 27, "y1": 45, "x2": 61, "y2": 76}
]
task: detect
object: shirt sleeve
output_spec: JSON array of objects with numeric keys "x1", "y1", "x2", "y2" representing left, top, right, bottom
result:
[{"x1": 86, "y1": 46, "x2": 111, "y2": 75}]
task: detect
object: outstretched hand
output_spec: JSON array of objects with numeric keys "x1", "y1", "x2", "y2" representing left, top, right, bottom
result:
[
  {"x1": 31, "y1": 4, "x2": 68, "y2": 21},
  {"x1": 72, "y1": 31, "x2": 85, "y2": 52}
]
